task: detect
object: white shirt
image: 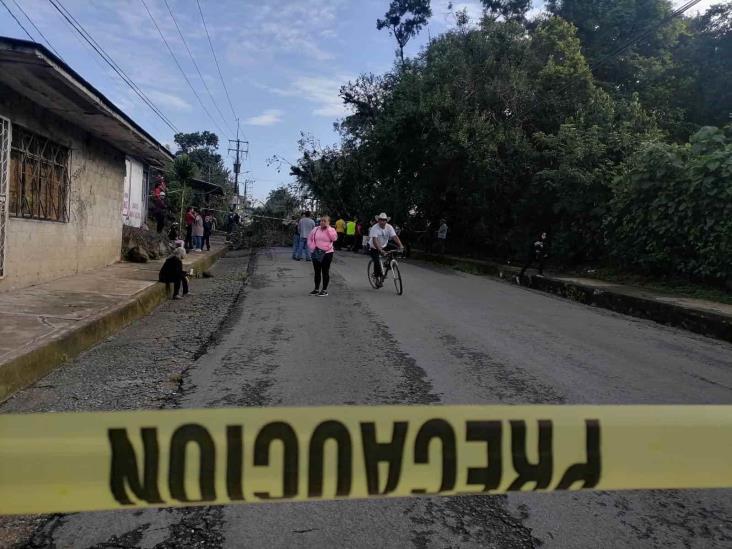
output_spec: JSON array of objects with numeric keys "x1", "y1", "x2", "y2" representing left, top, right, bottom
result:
[
  {"x1": 369, "y1": 223, "x2": 397, "y2": 249},
  {"x1": 437, "y1": 223, "x2": 448, "y2": 240}
]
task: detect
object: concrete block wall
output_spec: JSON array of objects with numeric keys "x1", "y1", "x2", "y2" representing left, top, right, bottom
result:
[{"x1": 0, "y1": 83, "x2": 125, "y2": 291}]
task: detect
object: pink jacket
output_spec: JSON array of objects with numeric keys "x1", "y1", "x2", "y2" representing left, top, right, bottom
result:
[{"x1": 308, "y1": 226, "x2": 338, "y2": 253}]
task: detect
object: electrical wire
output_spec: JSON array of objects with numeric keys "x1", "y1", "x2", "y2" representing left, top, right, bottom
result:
[
  {"x1": 162, "y1": 0, "x2": 233, "y2": 135},
  {"x1": 523, "y1": 0, "x2": 703, "y2": 116},
  {"x1": 47, "y1": 0, "x2": 179, "y2": 133},
  {"x1": 1, "y1": 0, "x2": 34, "y2": 40},
  {"x1": 140, "y1": 0, "x2": 229, "y2": 140},
  {"x1": 196, "y1": 0, "x2": 237, "y2": 120},
  {"x1": 11, "y1": 0, "x2": 64, "y2": 59}
]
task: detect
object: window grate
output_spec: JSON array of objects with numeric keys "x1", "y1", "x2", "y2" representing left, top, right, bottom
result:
[{"x1": 9, "y1": 126, "x2": 70, "y2": 223}]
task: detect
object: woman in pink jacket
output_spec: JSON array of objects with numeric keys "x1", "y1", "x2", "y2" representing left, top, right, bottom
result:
[{"x1": 307, "y1": 215, "x2": 338, "y2": 296}]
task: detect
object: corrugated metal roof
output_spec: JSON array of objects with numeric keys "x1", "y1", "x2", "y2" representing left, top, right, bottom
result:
[{"x1": 0, "y1": 37, "x2": 174, "y2": 166}]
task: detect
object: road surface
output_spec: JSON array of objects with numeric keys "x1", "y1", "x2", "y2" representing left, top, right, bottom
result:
[{"x1": 2, "y1": 247, "x2": 732, "y2": 548}]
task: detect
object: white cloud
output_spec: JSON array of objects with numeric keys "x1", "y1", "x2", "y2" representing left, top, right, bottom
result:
[
  {"x1": 245, "y1": 109, "x2": 284, "y2": 126},
  {"x1": 146, "y1": 90, "x2": 192, "y2": 112},
  {"x1": 220, "y1": 0, "x2": 345, "y2": 66},
  {"x1": 431, "y1": 0, "x2": 485, "y2": 27},
  {"x1": 289, "y1": 76, "x2": 352, "y2": 118},
  {"x1": 674, "y1": 0, "x2": 715, "y2": 15}
]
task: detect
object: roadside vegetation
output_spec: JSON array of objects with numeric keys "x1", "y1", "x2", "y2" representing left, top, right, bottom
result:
[{"x1": 286, "y1": 0, "x2": 732, "y2": 292}]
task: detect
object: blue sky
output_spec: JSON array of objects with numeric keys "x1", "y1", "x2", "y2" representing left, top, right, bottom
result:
[{"x1": 0, "y1": 0, "x2": 714, "y2": 202}]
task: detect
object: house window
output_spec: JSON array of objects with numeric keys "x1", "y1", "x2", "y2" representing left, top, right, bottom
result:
[{"x1": 9, "y1": 125, "x2": 70, "y2": 222}]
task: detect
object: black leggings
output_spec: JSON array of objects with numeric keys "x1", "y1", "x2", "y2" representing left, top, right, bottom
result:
[{"x1": 313, "y1": 252, "x2": 334, "y2": 290}]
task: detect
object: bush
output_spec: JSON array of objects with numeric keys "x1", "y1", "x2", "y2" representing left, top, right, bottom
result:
[{"x1": 605, "y1": 126, "x2": 732, "y2": 282}]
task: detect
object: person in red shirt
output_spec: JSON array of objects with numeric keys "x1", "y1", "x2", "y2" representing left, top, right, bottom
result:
[
  {"x1": 184, "y1": 207, "x2": 195, "y2": 250},
  {"x1": 152, "y1": 177, "x2": 167, "y2": 233}
]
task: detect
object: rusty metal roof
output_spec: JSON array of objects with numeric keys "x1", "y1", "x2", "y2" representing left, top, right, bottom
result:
[{"x1": 0, "y1": 37, "x2": 174, "y2": 166}]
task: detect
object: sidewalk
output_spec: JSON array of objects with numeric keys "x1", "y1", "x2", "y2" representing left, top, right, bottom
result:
[
  {"x1": 0, "y1": 239, "x2": 227, "y2": 402},
  {"x1": 412, "y1": 251, "x2": 732, "y2": 344}
]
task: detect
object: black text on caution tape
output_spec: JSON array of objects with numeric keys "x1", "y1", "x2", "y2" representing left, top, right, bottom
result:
[{"x1": 108, "y1": 418, "x2": 601, "y2": 505}]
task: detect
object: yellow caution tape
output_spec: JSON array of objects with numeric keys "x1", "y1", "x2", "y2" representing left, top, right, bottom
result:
[{"x1": 2, "y1": 405, "x2": 732, "y2": 515}]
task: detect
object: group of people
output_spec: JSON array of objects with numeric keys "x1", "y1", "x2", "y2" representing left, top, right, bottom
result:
[
  {"x1": 158, "y1": 206, "x2": 219, "y2": 300},
  {"x1": 175, "y1": 207, "x2": 214, "y2": 253},
  {"x1": 290, "y1": 211, "x2": 405, "y2": 296},
  {"x1": 291, "y1": 213, "x2": 399, "y2": 260}
]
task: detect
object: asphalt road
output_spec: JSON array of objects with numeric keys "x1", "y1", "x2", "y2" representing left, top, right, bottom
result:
[{"x1": 3, "y1": 247, "x2": 732, "y2": 548}]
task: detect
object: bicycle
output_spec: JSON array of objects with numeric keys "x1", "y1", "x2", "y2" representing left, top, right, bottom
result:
[{"x1": 367, "y1": 249, "x2": 403, "y2": 295}]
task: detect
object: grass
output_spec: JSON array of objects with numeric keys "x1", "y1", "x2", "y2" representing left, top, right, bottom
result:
[
  {"x1": 421, "y1": 249, "x2": 732, "y2": 306},
  {"x1": 582, "y1": 268, "x2": 732, "y2": 306}
]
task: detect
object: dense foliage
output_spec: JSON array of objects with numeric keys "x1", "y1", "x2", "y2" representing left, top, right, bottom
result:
[
  {"x1": 292, "y1": 1, "x2": 732, "y2": 283},
  {"x1": 606, "y1": 126, "x2": 732, "y2": 280}
]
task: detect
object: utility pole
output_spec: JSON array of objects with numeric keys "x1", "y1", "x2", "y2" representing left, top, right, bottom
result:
[{"x1": 228, "y1": 118, "x2": 249, "y2": 199}]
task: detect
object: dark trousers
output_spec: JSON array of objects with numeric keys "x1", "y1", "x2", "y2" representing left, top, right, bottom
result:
[
  {"x1": 166, "y1": 276, "x2": 188, "y2": 297},
  {"x1": 155, "y1": 211, "x2": 165, "y2": 233},
  {"x1": 185, "y1": 225, "x2": 193, "y2": 250},
  {"x1": 335, "y1": 232, "x2": 344, "y2": 250},
  {"x1": 203, "y1": 233, "x2": 211, "y2": 251},
  {"x1": 520, "y1": 256, "x2": 545, "y2": 276},
  {"x1": 313, "y1": 252, "x2": 334, "y2": 290}
]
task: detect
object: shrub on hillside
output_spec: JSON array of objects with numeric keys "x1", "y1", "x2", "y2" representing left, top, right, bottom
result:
[{"x1": 605, "y1": 126, "x2": 732, "y2": 283}]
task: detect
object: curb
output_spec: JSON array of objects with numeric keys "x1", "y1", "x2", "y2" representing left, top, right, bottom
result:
[
  {"x1": 0, "y1": 246, "x2": 228, "y2": 402},
  {"x1": 411, "y1": 251, "x2": 732, "y2": 344}
]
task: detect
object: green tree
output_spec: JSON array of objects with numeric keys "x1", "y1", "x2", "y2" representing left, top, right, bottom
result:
[
  {"x1": 481, "y1": 0, "x2": 532, "y2": 21},
  {"x1": 546, "y1": 0, "x2": 686, "y2": 119},
  {"x1": 166, "y1": 154, "x2": 198, "y2": 225},
  {"x1": 260, "y1": 185, "x2": 300, "y2": 219},
  {"x1": 172, "y1": 131, "x2": 230, "y2": 189},
  {"x1": 377, "y1": 0, "x2": 433, "y2": 63},
  {"x1": 671, "y1": 3, "x2": 732, "y2": 132},
  {"x1": 605, "y1": 126, "x2": 732, "y2": 282}
]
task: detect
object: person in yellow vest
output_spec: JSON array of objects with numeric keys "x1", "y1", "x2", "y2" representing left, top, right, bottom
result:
[
  {"x1": 335, "y1": 216, "x2": 346, "y2": 250},
  {"x1": 345, "y1": 217, "x2": 357, "y2": 252}
]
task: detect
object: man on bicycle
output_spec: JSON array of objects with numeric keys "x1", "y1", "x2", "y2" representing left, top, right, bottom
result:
[{"x1": 370, "y1": 212, "x2": 404, "y2": 287}]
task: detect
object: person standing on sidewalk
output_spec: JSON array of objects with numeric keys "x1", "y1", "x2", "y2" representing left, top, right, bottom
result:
[
  {"x1": 203, "y1": 211, "x2": 214, "y2": 251},
  {"x1": 184, "y1": 207, "x2": 195, "y2": 250},
  {"x1": 152, "y1": 177, "x2": 167, "y2": 233},
  {"x1": 290, "y1": 215, "x2": 301, "y2": 260},
  {"x1": 192, "y1": 210, "x2": 204, "y2": 252},
  {"x1": 296, "y1": 211, "x2": 315, "y2": 261},
  {"x1": 436, "y1": 218, "x2": 448, "y2": 254},
  {"x1": 335, "y1": 216, "x2": 346, "y2": 250},
  {"x1": 307, "y1": 216, "x2": 338, "y2": 296},
  {"x1": 346, "y1": 217, "x2": 357, "y2": 251},
  {"x1": 517, "y1": 231, "x2": 549, "y2": 283},
  {"x1": 159, "y1": 246, "x2": 189, "y2": 299}
]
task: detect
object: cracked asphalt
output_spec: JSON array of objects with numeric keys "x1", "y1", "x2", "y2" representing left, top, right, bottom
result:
[{"x1": 2, "y1": 246, "x2": 732, "y2": 548}]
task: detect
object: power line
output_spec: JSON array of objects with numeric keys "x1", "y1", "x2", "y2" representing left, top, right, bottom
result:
[
  {"x1": 524, "y1": 0, "x2": 703, "y2": 117},
  {"x1": 11, "y1": 0, "x2": 64, "y2": 59},
  {"x1": 161, "y1": 0, "x2": 233, "y2": 135},
  {"x1": 140, "y1": 0, "x2": 229, "y2": 140},
  {"x1": 595, "y1": 0, "x2": 703, "y2": 66},
  {"x1": 196, "y1": 0, "x2": 237, "y2": 120},
  {"x1": 47, "y1": 0, "x2": 179, "y2": 133},
  {"x1": 1, "y1": 0, "x2": 34, "y2": 40}
]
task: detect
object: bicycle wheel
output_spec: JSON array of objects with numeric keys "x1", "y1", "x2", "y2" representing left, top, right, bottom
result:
[
  {"x1": 367, "y1": 259, "x2": 379, "y2": 289},
  {"x1": 392, "y1": 261, "x2": 403, "y2": 295}
]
